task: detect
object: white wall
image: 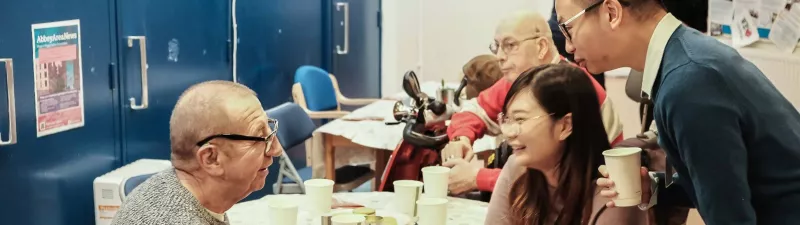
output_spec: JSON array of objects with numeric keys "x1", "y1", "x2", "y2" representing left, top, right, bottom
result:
[
  {"x1": 381, "y1": 0, "x2": 553, "y2": 96},
  {"x1": 381, "y1": 0, "x2": 421, "y2": 97}
]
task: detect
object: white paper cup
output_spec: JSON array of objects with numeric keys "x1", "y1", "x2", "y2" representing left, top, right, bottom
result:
[
  {"x1": 304, "y1": 179, "x2": 335, "y2": 215},
  {"x1": 393, "y1": 180, "x2": 424, "y2": 217},
  {"x1": 421, "y1": 166, "x2": 450, "y2": 198},
  {"x1": 416, "y1": 197, "x2": 448, "y2": 225},
  {"x1": 602, "y1": 147, "x2": 643, "y2": 207},
  {"x1": 331, "y1": 214, "x2": 366, "y2": 225},
  {"x1": 267, "y1": 198, "x2": 298, "y2": 225}
]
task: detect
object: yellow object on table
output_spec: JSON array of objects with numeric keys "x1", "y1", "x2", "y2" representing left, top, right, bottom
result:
[{"x1": 353, "y1": 207, "x2": 376, "y2": 216}]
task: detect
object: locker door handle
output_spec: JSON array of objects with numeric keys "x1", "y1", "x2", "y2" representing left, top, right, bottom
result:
[
  {"x1": 0, "y1": 58, "x2": 17, "y2": 146},
  {"x1": 336, "y1": 2, "x2": 349, "y2": 55},
  {"x1": 127, "y1": 36, "x2": 149, "y2": 110}
]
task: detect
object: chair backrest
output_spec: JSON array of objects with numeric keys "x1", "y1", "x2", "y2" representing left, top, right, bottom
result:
[
  {"x1": 294, "y1": 65, "x2": 339, "y2": 111},
  {"x1": 123, "y1": 173, "x2": 155, "y2": 196},
  {"x1": 266, "y1": 102, "x2": 317, "y2": 148}
]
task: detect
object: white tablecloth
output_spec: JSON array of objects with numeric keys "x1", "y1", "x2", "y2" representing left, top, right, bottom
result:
[
  {"x1": 308, "y1": 81, "x2": 499, "y2": 178},
  {"x1": 228, "y1": 192, "x2": 489, "y2": 225}
]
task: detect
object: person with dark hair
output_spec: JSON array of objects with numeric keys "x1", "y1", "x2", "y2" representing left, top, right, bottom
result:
[
  {"x1": 484, "y1": 64, "x2": 645, "y2": 225},
  {"x1": 548, "y1": 1, "x2": 606, "y2": 88},
  {"x1": 555, "y1": 0, "x2": 800, "y2": 224}
]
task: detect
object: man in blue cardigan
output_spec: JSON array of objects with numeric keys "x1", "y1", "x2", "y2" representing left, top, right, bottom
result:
[{"x1": 555, "y1": 0, "x2": 800, "y2": 224}]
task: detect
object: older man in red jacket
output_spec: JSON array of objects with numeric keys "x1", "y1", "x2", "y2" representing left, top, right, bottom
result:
[{"x1": 442, "y1": 10, "x2": 623, "y2": 195}]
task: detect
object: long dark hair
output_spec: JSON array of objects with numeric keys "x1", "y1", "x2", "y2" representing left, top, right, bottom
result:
[{"x1": 503, "y1": 64, "x2": 610, "y2": 225}]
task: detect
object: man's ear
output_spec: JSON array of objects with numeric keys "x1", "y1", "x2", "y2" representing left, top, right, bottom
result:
[
  {"x1": 604, "y1": 0, "x2": 625, "y2": 30},
  {"x1": 557, "y1": 113, "x2": 573, "y2": 141},
  {"x1": 537, "y1": 38, "x2": 549, "y2": 60},
  {"x1": 196, "y1": 145, "x2": 224, "y2": 176}
]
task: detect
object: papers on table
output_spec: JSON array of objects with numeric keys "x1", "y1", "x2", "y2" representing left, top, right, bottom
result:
[
  {"x1": 316, "y1": 100, "x2": 405, "y2": 150},
  {"x1": 769, "y1": 3, "x2": 800, "y2": 53},
  {"x1": 316, "y1": 89, "x2": 498, "y2": 153}
]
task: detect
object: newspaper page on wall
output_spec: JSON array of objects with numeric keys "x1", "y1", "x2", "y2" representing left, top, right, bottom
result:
[
  {"x1": 709, "y1": 0, "x2": 734, "y2": 36},
  {"x1": 768, "y1": 3, "x2": 800, "y2": 53},
  {"x1": 709, "y1": 0, "x2": 790, "y2": 34},
  {"x1": 31, "y1": 20, "x2": 85, "y2": 137}
]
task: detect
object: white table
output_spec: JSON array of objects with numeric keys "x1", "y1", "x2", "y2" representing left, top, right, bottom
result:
[
  {"x1": 308, "y1": 81, "x2": 499, "y2": 180},
  {"x1": 228, "y1": 192, "x2": 489, "y2": 225}
]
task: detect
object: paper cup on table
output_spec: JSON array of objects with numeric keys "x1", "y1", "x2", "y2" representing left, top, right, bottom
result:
[
  {"x1": 421, "y1": 166, "x2": 450, "y2": 198},
  {"x1": 602, "y1": 147, "x2": 643, "y2": 207},
  {"x1": 416, "y1": 198, "x2": 448, "y2": 225},
  {"x1": 393, "y1": 180, "x2": 424, "y2": 217},
  {"x1": 304, "y1": 179, "x2": 335, "y2": 215},
  {"x1": 331, "y1": 214, "x2": 366, "y2": 225},
  {"x1": 267, "y1": 198, "x2": 298, "y2": 225}
]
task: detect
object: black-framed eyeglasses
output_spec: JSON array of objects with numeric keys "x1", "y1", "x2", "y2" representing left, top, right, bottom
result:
[
  {"x1": 195, "y1": 118, "x2": 279, "y2": 155},
  {"x1": 489, "y1": 36, "x2": 542, "y2": 55},
  {"x1": 558, "y1": 1, "x2": 604, "y2": 41}
]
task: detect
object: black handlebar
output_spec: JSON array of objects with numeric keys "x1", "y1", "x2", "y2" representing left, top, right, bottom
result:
[
  {"x1": 402, "y1": 116, "x2": 449, "y2": 149},
  {"x1": 453, "y1": 77, "x2": 467, "y2": 106},
  {"x1": 429, "y1": 101, "x2": 446, "y2": 116},
  {"x1": 395, "y1": 70, "x2": 453, "y2": 149}
]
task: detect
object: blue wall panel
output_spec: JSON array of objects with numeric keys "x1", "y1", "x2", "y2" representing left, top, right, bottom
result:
[
  {"x1": 0, "y1": 1, "x2": 120, "y2": 224},
  {"x1": 116, "y1": 0, "x2": 234, "y2": 164},
  {"x1": 236, "y1": 0, "x2": 325, "y2": 198}
]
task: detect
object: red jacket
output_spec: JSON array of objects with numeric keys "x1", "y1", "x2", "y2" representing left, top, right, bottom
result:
[{"x1": 446, "y1": 58, "x2": 624, "y2": 192}]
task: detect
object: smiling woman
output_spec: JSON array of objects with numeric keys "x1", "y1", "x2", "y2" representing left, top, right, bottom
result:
[{"x1": 485, "y1": 64, "x2": 646, "y2": 225}]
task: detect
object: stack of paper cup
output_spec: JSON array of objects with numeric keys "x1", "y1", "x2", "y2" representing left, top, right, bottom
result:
[
  {"x1": 393, "y1": 180, "x2": 424, "y2": 217},
  {"x1": 304, "y1": 179, "x2": 335, "y2": 215},
  {"x1": 602, "y1": 147, "x2": 643, "y2": 207},
  {"x1": 331, "y1": 214, "x2": 366, "y2": 225},
  {"x1": 267, "y1": 197, "x2": 298, "y2": 225},
  {"x1": 421, "y1": 166, "x2": 450, "y2": 198},
  {"x1": 416, "y1": 198, "x2": 448, "y2": 225}
]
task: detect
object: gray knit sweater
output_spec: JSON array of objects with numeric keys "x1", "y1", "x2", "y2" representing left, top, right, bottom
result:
[{"x1": 111, "y1": 169, "x2": 230, "y2": 225}]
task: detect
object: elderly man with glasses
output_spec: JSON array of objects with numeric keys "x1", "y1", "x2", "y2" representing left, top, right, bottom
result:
[
  {"x1": 441, "y1": 10, "x2": 623, "y2": 196},
  {"x1": 555, "y1": 0, "x2": 800, "y2": 224},
  {"x1": 111, "y1": 80, "x2": 283, "y2": 225}
]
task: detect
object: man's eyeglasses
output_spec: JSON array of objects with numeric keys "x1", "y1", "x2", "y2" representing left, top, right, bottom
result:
[
  {"x1": 489, "y1": 36, "x2": 542, "y2": 55},
  {"x1": 497, "y1": 112, "x2": 554, "y2": 138},
  {"x1": 195, "y1": 118, "x2": 279, "y2": 156},
  {"x1": 558, "y1": 0, "x2": 604, "y2": 41}
]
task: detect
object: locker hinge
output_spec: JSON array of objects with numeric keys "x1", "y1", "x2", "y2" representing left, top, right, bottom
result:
[
  {"x1": 108, "y1": 63, "x2": 117, "y2": 90},
  {"x1": 377, "y1": 11, "x2": 382, "y2": 28}
]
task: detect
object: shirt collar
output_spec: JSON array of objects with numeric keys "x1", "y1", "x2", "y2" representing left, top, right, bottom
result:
[
  {"x1": 641, "y1": 13, "x2": 682, "y2": 99},
  {"x1": 205, "y1": 208, "x2": 226, "y2": 222}
]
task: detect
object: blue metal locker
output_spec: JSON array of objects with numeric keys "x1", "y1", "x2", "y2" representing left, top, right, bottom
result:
[
  {"x1": 0, "y1": 1, "x2": 121, "y2": 224},
  {"x1": 116, "y1": 0, "x2": 233, "y2": 163},
  {"x1": 235, "y1": 0, "x2": 326, "y2": 198},
  {"x1": 327, "y1": 0, "x2": 382, "y2": 98}
]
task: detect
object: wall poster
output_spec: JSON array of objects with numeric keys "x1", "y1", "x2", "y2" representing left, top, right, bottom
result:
[{"x1": 31, "y1": 19, "x2": 85, "y2": 137}]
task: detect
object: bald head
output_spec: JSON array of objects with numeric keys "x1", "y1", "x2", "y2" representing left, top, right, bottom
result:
[
  {"x1": 496, "y1": 11, "x2": 553, "y2": 39},
  {"x1": 169, "y1": 80, "x2": 261, "y2": 165},
  {"x1": 494, "y1": 11, "x2": 559, "y2": 81}
]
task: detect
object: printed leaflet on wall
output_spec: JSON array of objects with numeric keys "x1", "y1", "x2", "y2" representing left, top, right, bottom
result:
[
  {"x1": 732, "y1": 9, "x2": 761, "y2": 47},
  {"x1": 768, "y1": 3, "x2": 800, "y2": 53},
  {"x1": 31, "y1": 20, "x2": 85, "y2": 137}
]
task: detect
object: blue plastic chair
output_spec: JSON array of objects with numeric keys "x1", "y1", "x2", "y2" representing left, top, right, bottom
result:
[
  {"x1": 123, "y1": 173, "x2": 155, "y2": 196},
  {"x1": 266, "y1": 102, "x2": 374, "y2": 193},
  {"x1": 291, "y1": 65, "x2": 378, "y2": 119}
]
